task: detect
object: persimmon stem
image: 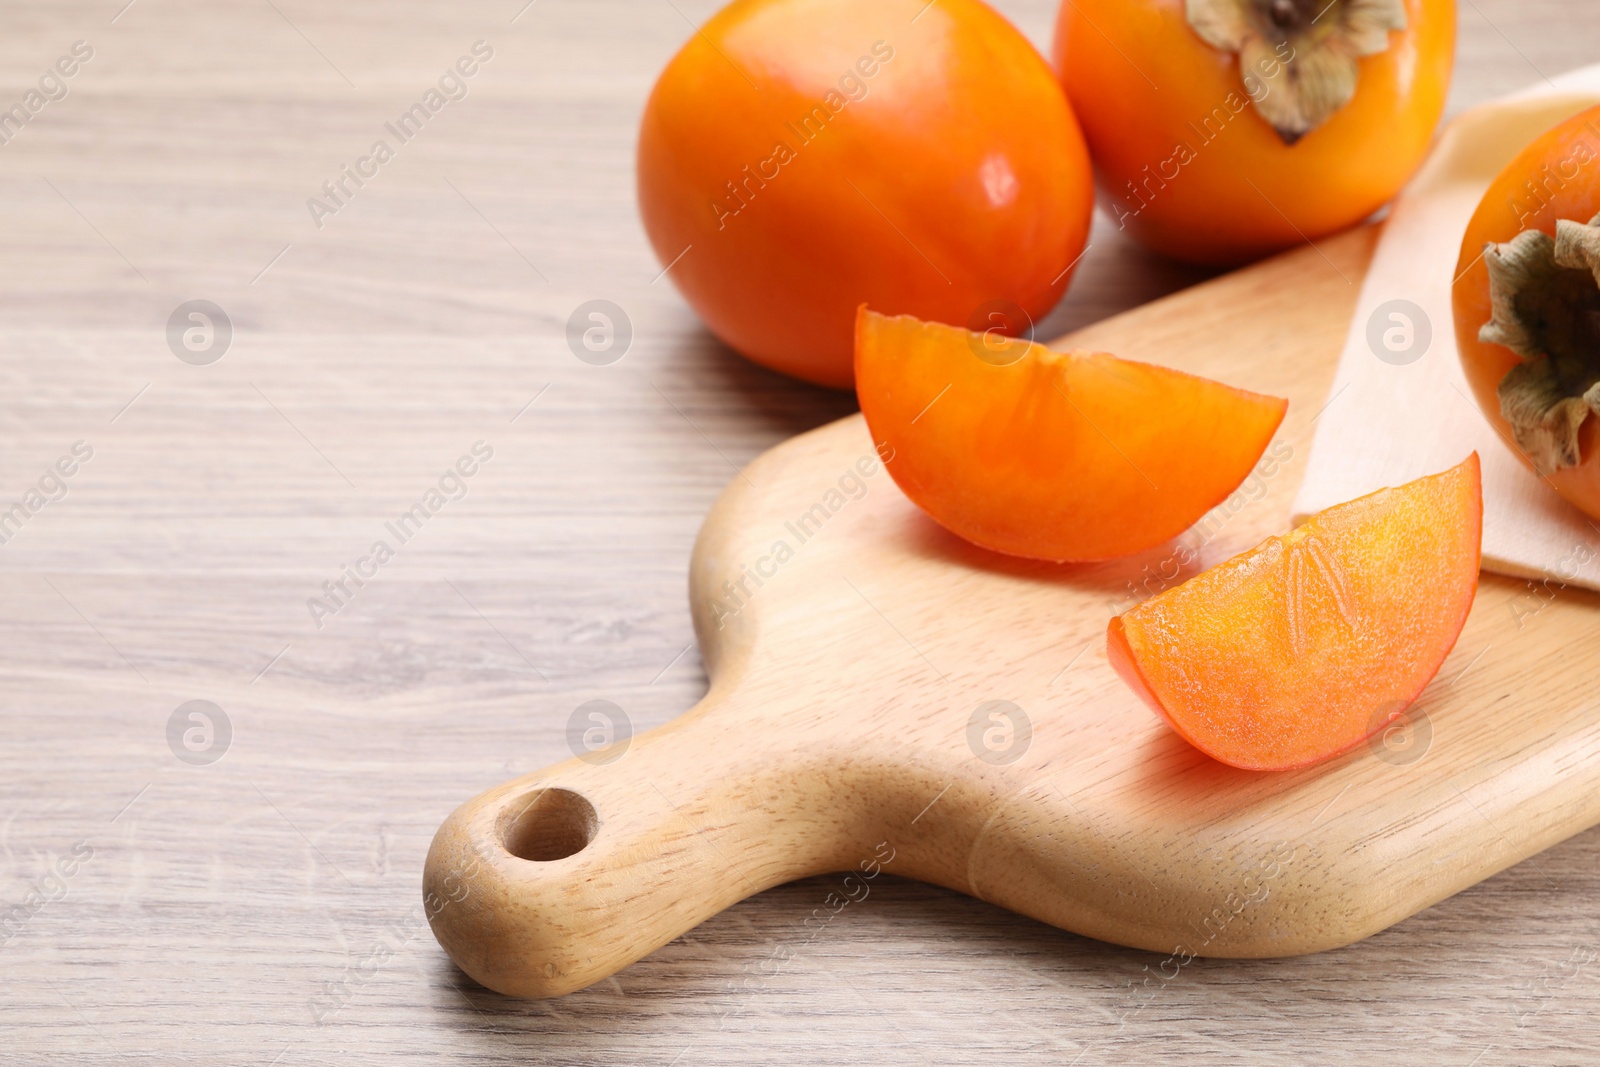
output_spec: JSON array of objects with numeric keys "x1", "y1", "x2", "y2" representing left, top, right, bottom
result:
[
  {"x1": 1481, "y1": 213, "x2": 1600, "y2": 474},
  {"x1": 1185, "y1": 0, "x2": 1406, "y2": 144}
]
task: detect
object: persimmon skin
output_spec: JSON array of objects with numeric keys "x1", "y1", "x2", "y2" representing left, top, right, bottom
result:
[
  {"x1": 1053, "y1": 0, "x2": 1454, "y2": 266},
  {"x1": 855, "y1": 308, "x2": 1287, "y2": 562},
  {"x1": 638, "y1": 0, "x2": 1094, "y2": 389},
  {"x1": 1108, "y1": 455, "x2": 1482, "y2": 772},
  {"x1": 1453, "y1": 104, "x2": 1600, "y2": 520}
]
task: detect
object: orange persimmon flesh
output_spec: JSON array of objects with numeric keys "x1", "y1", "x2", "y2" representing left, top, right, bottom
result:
[
  {"x1": 1107, "y1": 455, "x2": 1482, "y2": 772},
  {"x1": 854, "y1": 309, "x2": 1288, "y2": 561}
]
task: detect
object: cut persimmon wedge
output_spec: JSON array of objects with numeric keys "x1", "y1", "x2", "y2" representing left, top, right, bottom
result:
[
  {"x1": 1107, "y1": 455, "x2": 1483, "y2": 772},
  {"x1": 854, "y1": 308, "x2": 1287, "y2": 561}
]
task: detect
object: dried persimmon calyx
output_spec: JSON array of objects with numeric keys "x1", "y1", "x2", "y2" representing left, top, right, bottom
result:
[
  {"x1": 1481, "y1": 212, "x2": 1600, "y2": 474},
  {"x1": 1185, "y1": 0, "x2": 1408, "y2": 144}
]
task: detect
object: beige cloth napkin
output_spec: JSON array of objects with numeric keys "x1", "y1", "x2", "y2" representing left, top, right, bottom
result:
[{"x1": 1293, "y1": 66, "x2": 1600, "y2": 591}]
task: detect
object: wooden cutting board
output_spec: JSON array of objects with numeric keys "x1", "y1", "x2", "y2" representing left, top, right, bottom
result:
[{"x1": 425, "y1": 225, "x2": 1600, "y2": 998}]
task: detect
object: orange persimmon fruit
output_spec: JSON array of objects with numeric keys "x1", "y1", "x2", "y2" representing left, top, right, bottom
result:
[
  {"x1": 1053, "y1": 0, "x2": 1455, "y2": 265},
  {"x1": 1107, "y1": 454, "x2": 1482, "y2": 772},
  {"x1": 638, "y1": 0, "x2": 1093, "y2": 389},
  {"x1": 854, "y1": 308, "x2": 1287, "y2": 561},
  {"x1": 1453, "y1": 103, "x2": 1600, "y2": 521}
]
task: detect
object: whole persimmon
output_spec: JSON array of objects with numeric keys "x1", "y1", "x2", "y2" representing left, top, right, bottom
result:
[
  {"x1": 1054, "y1": 0, "x2": 1455, "y2": 266},
  {"x1": 638, "y1": 0, "x2": 1093, "y2": 389},
  {"x1": 1453, "y1": 104, "x2": 1600, "y2": 521}
]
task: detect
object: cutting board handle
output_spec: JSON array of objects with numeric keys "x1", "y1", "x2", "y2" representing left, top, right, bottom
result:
[
  {"x1": 423, "y1": 693, "x2": 740, "y2": 997},
  {"x1": 422, "y1": 680, "x2": 954, "y2": 997}
]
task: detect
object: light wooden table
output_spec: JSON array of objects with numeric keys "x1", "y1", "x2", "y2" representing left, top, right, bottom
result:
[{"x1": 1, "y1": 2, "x2": 1597, "y2": 1064}]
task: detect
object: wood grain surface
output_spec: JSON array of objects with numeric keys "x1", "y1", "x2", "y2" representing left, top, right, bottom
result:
[{"x1": 3, "y1": 1, "x2": 1600, "y2": 1065}]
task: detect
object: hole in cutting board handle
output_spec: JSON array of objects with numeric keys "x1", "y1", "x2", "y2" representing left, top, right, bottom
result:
[{"x1": 501, "y1": 787, "x2": 598, "y2": 862}]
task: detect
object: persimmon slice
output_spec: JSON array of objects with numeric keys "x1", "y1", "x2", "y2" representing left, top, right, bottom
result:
[
  {"x1": 854, "y1": 308, "x2": 1288, "y2": 561},
  {"x1": 1107, "y1": 455, "x2": 1483, "y2": 772}
]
